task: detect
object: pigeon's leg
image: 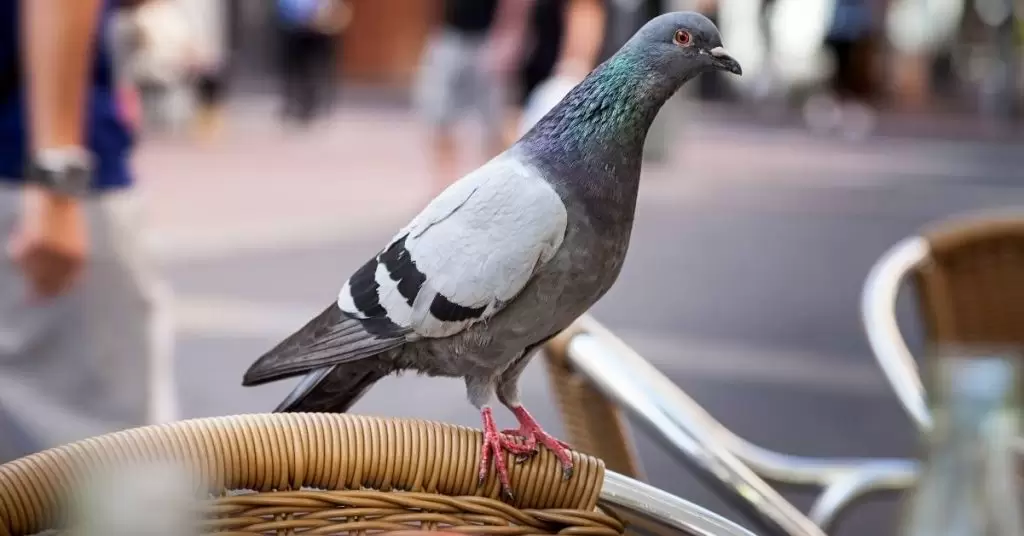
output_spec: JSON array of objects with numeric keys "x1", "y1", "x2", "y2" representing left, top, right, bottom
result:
[
  {"x1": 467, "y1": 376, "x2": 531, "y2": 502},
  {"x1": 502, "y1": 404, "x2": 574, "y2": 480},
  {"x1": 495, "y1": 349, "x2": 575, "y2": 480}
]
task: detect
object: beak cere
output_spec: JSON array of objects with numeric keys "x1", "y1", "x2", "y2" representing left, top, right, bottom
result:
[{"x1": 709, "y1": 46, "x2": 742, "y2": 76}]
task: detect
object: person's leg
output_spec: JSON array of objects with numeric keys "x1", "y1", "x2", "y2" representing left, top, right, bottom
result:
[
  {"x1": 803, "y1": 38, "x2": 845, "y2": 133},
  {"x1": 281, "y1": 29, "x2": 304, "y2": 121},
  {"x1": 0, "y1": 187, "x2": 175, "y2": 461},
  {"x1": 98, "y1": 190, "x2": 177, "y2": 426},
  {"x1": 296, "y1": 31, "x2": 321, "y2": 124},
  {"x1": 473, "y1": 39, "x2": 510, "y2": 162},
  {"x1": 836, "y1": 35, "x2": 877, "y2": 140},
  {"x1": 831, "y1": 38, "x2": 855, "y2": 100},
  {"x1": 414, "y1": 31, "x2": 465, "y2": 192},
  {"x1": 194, "y1": 70, "x2": 225, "y2": 143},
  {"x1": 0, "y1": 188, "x2": 46, "y2": 462},
  {"x1": 313, "y1": 32, "x2": 338, "y2": 117}
]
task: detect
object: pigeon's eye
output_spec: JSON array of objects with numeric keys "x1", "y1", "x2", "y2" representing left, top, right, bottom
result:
[{"x1": 673, "y1": 30, "x2": 692, "y2": 47}]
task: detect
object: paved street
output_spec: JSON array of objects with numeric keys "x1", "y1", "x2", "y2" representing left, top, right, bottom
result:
[{"x1": 137, "y1": 101, "x2": 1024, "y2": 536}]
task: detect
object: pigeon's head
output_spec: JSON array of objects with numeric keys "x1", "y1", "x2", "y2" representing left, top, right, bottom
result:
[{"x1": 627, "y1": 11, "x2": 742, "y2": 80}]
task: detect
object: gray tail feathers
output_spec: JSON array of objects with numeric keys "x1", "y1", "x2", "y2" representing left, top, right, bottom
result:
[
  {"x1": 275, "y1": 361, "x2": 390, "y2": 413},
  {"x1": 242, "y1": 303, "x2": 406, "y2": 387}
]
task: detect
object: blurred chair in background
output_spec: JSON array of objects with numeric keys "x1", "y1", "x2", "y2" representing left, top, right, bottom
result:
[
  {"x1": 863, "y1": 210, "x2": 1024, "y2": 439},
  {"x1": 0, "y1": 0, "x2": 176, "y2": 463},
  {"x1": 414, "y1": 0, "x2": 534, "y2": 192}
]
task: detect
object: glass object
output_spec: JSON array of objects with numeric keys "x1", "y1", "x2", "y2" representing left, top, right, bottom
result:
[{"x1": 900, "y1": 351, "x2": 1024, "y2": 536}]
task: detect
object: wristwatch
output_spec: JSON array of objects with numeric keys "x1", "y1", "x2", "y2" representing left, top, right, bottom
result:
[{"x1": 24, "y1": 147, "x2": 94, "y2": 197}]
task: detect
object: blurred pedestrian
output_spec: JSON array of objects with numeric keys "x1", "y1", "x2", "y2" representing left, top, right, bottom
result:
[
  {"x1": 804, "y1": 0, "x2": 878, "y2": 139},
  {"x1": 516, "y1": 0, "x2": 670, "y2": 137},
  {"x1": 277, "y1": 0, "x2": 351, "y2": 127},
  {"x1": 118, "y1": 0, "x2": 197, "y2": 134},
  {"x1": 414, "y1": 0, "x2": 534, "y2": 192},
  {"x1": 178, "y1": 0, "x2": 231, "y2": 144},
  {"x1": 191, "y1": 60, "x2": 228, "y2": 143},
  {"x1": 0, "y1": 0, "x2": 176, "y2": 461},
  {"x1": 515, "y1": 0, "x2": 609, "y2": 135}
]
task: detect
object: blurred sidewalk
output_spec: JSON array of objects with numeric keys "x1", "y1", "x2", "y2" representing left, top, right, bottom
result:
[
  {"x1": 702, "y1": 102, "x2": 1024, "y2": 143},
  {"x1": 136, "y1": 96, "x2": 1023, "y2": 264},
  {"x1": 136, "y1": 102, "x2": 433, "y2": 263}
]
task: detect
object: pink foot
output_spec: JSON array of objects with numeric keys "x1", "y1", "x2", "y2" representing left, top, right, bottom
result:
[
  {"x1": 478, "y1": 407, "x2": 533, "y2": 501},
  {"x1": 501, "y1": 405, "x2": 575, "y2": 480}
]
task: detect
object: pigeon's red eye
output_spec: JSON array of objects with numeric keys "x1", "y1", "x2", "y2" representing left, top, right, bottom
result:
[{"x1": 673, "y1": 30, "x2": 691, "y2": 46}]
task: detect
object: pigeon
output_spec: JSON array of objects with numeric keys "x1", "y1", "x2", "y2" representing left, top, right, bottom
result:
[{"x1": 242, "y1": 11, "x2": 741, "y2": 500}]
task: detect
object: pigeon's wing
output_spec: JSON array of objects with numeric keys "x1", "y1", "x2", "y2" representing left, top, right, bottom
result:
[
  {"x1": 346, "y1": 155, "x2": 569, "y2": 339},
  {"x1": 346, "y1": 155, "x2": 569, "y2": 340},
  {"x1": 241, "y1": 301, "x2": 410, "y2": 386},
  {"x1": 243, "y1": 156, "x2": 568, "y2": 386}
]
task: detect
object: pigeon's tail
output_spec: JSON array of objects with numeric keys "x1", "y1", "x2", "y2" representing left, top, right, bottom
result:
[
  {"x1": 242, "y1": 303, "x2": 407, "y2": 387},
  {"x1": 274, "y1": 361, "x2": 390, "y2": 413}
]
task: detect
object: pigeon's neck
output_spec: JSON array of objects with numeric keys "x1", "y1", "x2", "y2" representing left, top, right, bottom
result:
[
  {"x1": 518, "y1": 50, "x2": 683, "y2": 229},
  {"x1": 521, "y1": 51, "x2": 679, "y2": 158}
]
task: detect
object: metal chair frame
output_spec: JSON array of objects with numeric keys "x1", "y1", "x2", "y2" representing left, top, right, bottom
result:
[
  {"x1": 544, "y1": 210, "x2": 1024, "y2": 536},
  {"x1": 544, "y1": 314, "x2": 918, "y2": 536}
]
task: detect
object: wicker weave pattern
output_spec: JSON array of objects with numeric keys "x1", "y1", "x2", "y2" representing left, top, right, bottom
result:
[
  {"x1": 915, "y1": 214, "x2": 1024, "y2": 349},
  {"x1": 0, "y1": 413, "x2": 619, "y2": 536},
  {"x1": 204, "y1": 490, "x2": 624, "y2": 535},
  {"x1": 543, "y1": 326, "x2": 643, "y2": 480}
]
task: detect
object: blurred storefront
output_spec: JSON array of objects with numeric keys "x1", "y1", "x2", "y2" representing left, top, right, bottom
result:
[{"x1": 340, "y1": 0, "x2": 439, "y2": 85}]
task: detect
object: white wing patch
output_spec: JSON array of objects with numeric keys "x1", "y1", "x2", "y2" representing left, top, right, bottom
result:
[
  {"x1": 336, "y1": 154, "x2": 568, "y2": 339},
  {"x1": 374, "y1": 259, "x2": 414, "y2": 327},
  {"x1": 337, "y1": 280, "x2": 362, "y2": 318}
]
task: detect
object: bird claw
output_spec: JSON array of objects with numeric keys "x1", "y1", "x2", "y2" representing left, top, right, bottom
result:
[
  {"x1": 502, "y1": 427, "x2": 571, "y2": 451},
  {"x1": 514, "y1": 452, "x2": 535, "y2": 464},
  {"x1": 508, "y1": 407, "x2": 576, "y2": 481},
  {"x1": 499, "y1": 433, "x2": 539, "y2": 456},
  {"x1": 478, "y1": 409, "x2": 524, "y2": 502},
  {"x1": 478, "y1": 407, "x2": 577, "y2": 502}
]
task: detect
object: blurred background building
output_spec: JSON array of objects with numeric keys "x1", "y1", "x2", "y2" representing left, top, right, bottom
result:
[{"x1": 129, "y1": 0, "x2": 1022, "y2": 134}]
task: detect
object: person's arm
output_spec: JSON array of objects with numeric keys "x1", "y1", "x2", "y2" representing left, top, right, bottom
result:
[
  {"x1": 491, "y1": 0, "x2": 536, "y2": 44},
  {"x1": 22, "y1": 0, "x2": 103, "y2": 151},
  {"x1": 485, "y1": 0, "x2": 536, "y2": 79},
  {"x1": 554, "y1": 0, "x2": 607, "y2": 79},
  {"x1": 9, "y1": 0, "x2": 104, "y2": 298}
]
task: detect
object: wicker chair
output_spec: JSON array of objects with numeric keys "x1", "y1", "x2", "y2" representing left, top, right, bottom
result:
[
  {"x1": 0, "y1": 413, "x2": 625, "y2": 536},
  {"x1": 542, "y1": 324, "x2": 645, "y2": 481},
  {"x1": 862, "y1": 209, "x2": 1024, "y2": 431}
]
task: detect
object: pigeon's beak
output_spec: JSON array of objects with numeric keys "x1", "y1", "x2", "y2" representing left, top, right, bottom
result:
[{"x1": 709, "y1": 47, "x2": 742, "y2": 76}]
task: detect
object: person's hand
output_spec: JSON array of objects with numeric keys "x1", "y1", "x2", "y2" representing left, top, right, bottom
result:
[
  {"x1": 6, "y1": 185, "x2": 89, "y2": 299},
  {"x1": 481, "y1": 32, "x2": 523, "y2": 82},
  {"x1": 552, "y1": 58, "x2": 591, "y2": 84},
  {"x1": 117, "y1": 83, "x2": 143, "y2": 133}
]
